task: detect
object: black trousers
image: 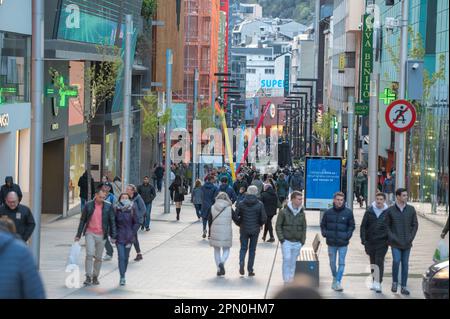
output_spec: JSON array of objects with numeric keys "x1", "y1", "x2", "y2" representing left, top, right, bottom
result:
[
  {"x1": 366, "y1": 245, "x2": 388, "y2": 283},
  {"x1": 263, "y1": 215, "x2": 275, "y2": 239}
]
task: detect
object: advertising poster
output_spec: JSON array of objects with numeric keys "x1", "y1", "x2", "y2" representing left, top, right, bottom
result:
[{"x1": 305, "y1": 156, "x2": 342, "y2": 210}]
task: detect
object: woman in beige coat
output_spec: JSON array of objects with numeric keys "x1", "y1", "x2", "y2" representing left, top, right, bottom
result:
[{"x1": 209, "y1": 192, "x2": 233, "y2": 276}]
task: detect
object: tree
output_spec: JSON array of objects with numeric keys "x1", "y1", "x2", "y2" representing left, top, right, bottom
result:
[
  {"x1": 50, "y1": 46, "x2": 122, "y2": 200},
  {"x1": 139, "y1": 92, "x2": 171, "y2": 138},
  {"x1": 141, "y1": 0, "x2": 157, "y2": 22},
  {"x1": 197, "y1": 105, "x2": 215, "y2": 131},
  {"x1": 313, "y1": 111, "x2": 333, "y2": 156}
]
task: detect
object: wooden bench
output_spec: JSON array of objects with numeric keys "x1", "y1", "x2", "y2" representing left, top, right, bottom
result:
[{"x1": 295, "y1": 234, "x2": 321, "y2": 287}]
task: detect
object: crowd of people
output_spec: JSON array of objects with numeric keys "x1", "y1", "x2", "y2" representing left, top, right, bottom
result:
[{"x1": 0, "y1": 161, "x2": 447, "y2": 298}]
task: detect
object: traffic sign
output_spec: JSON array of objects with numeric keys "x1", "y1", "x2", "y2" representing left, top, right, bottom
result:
[{"x1": 385, "y1": 99, "x2": 416, "y2": 132}]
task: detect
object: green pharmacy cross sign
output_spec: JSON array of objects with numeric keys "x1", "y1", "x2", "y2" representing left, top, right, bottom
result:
[
  {"x1": 46, "y1": 76, "x2": 79, "y2": 108},
  {"x1": 0, "y1": 86, "x2": 18, "y2": 104},
  {"x1": 379, "y1": 88, "x2": 397, "y2": 105}
]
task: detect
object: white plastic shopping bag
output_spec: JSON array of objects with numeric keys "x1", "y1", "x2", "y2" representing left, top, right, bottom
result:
[
  {"x1": 67, "y1": 242, "x2": 82, "y2": 266},
  {"x1": 433, "y1": 238, "x2": 449, "y2": 262}
]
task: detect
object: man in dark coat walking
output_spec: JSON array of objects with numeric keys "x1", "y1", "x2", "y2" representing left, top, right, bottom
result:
[
  {"x1": 200, "y1": 175, "x2": 219, "y2": 239},
  {"x1": 233, "y1": 185, "x2": 267, "y2": 277},
  {"x1": 138, "y1": 176, "x2": 157, "y2": 231},
  {"x1": 154, "y1": 163, "x2": 164, "y2": 192},
  {"x1": 78, "y1": 171, "x2": 95, "y2": 212},
  {"x1": 360, "y1": 192, "x2": 389, "y2": 293},
  {"x1": 75, "y1": 189, "x2": 117, "y2": 286},
  {"x1": 0, "y1": 192, "x2": 35, "y2": 242},
  {"x1": 260, "y1": 184, "x2": 279, "y2": 242},
  {"x1": 0, "y1": 176, "x2": 23, "y2": 206},
  {"x1": 320, "y1": 192, "x2": 355, "y2": 292},
  {"x1": 219, "y1": 177, "x2": 237, "y2": 204},
  {"x1": 385, "y1": 188, "x2": 418, "y2": 296}
]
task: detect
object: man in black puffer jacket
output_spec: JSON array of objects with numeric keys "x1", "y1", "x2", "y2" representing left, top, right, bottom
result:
[
  {"x1": 360, "y1": 192, "x2": 389, "y2": 293},
  {"x1": 385, "y1": 188, "x2": 418, "y2": 296},
  {"x1": 320, "y1": 192, "x2": 355, "y2": 292},
  {"x1": 233, "y1": 185, "x2": 267, "y2": 277}
]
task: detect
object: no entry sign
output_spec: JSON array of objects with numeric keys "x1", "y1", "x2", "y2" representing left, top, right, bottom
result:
[{"x1": 385, "y1": 99, "x2": 417, "y2": 132}]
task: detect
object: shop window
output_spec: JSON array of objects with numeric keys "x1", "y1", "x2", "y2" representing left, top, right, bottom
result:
[{"x1": 0, "y1": 32, "x2": 30, "y2": 104}]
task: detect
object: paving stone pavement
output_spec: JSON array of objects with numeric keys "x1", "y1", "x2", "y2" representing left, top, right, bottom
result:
[{"x1": 39, "y1": 193, "x2": 445, "y2": 299}]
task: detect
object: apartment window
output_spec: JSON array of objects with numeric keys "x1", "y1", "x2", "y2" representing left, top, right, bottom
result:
[
  {"x1": 246, "y1": 69, "x2": 256, "y2": 74},
  {"x1": 0, "y1": 31, "x2": 30, "y2": 103},
  {"x1": 425, "y1": 0, "x2": 437, "y2": 54},
  {"x1": 265, "y1": 69, "x2": 274, "y2": 74}
]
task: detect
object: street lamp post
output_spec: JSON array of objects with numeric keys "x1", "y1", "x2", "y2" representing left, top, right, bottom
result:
[
  {"x1": 164, "y1": 49, "x2": 173, "y2": 214},
  {"x1": 395, "y1": 0, "x2": 409, "y2": 189},
  {"x1": 30, "y1": 0, "x2": 45, "y2": 267}
]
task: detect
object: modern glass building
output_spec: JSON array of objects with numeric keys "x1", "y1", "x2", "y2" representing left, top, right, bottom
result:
[{"x1": 376, "y1": 0, "x2": 449, "y2": 214}]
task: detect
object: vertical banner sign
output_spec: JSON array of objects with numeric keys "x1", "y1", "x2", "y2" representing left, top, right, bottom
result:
[
  {"x1": 305, "y1": 156, "x2": 342, "y2": 210},
  {"x1": 284, "y1": 55, "x2": 290, "y2": 97},
  {"x1": 360, "y1": 13, "x2": 374, "y2": 102}
]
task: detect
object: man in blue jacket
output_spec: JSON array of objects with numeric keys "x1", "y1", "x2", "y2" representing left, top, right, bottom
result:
[
  {"x1": 0, "y1": 227, "x2": 46, "y2": 299},
  {"x1": 200, "y1": 175, "x2": 219, "y2": 239},
  {"x1": 219, "y1": 177, "x2": 237, "y2": 204},
  {"x1": 320, "y1": 192, "x2": 355, "y2": 292}
]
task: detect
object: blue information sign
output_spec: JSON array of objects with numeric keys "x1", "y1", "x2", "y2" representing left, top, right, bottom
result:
[{"x1": 305, "y1": 156, "x2": 342, "y2": 210}]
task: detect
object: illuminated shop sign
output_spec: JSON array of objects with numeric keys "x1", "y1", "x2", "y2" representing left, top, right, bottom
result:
[
  {"x1": 261, "y1": 80, "x2": 284, "y2": 88},
  {"x1": 46, "y1": 76, "x2": 79, "y2": 108},
  {"x1": 0, "y1": 87, "x2": 17, "y2": 104},
  {"x1": 379, "y1": 88, "x2": 397, "y2": 105}
]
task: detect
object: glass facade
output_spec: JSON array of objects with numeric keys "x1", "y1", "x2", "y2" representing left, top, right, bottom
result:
[
  {"x1": 0, "y1": 31, "x2": 30, "y2": 104},
  {"x1": 377, "y1": 0, "x2": 449, "y2": 214}
]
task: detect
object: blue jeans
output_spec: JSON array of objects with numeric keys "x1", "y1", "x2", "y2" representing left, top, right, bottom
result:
[
  {"x1": 239, "y1": 233, "x2": 259, "y2": 272},
  {"x1": 194, "y1": 204, "x2": 202, "y2": 218},
  {"x1": 281, "y1": 240, "x2": 302, "y2": 283},
  {"x1": 156, "y1": 178, "x2": 162, "y2": 192},
  {"x1": 116, "y1": 243, "x2": 132, "y2": 278},
  {"x1": 144, "y1": 203, "x2": 152, "y2": 229},
  {"x1": 80, "y1": 198, "x2": 87, "y2": 212},
  {"x1": 392, "y1": 247, "x2": 411, "y2": 287},
  {"x1": 328, "y1": 246, "x2": 348, "y2": 283}
]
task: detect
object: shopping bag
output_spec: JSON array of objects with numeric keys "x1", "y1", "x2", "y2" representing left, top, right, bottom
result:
[
  {"x1": 433, "y1": 239, "x2": 449, "y2": 262},
  {"x1": 67, "y1": 242, "x2": 82, "y2": 266}
]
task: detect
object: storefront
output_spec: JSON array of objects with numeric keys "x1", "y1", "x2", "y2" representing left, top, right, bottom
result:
[{"x1": 0, "y1": 0, "x2": 31, "y2": 204}]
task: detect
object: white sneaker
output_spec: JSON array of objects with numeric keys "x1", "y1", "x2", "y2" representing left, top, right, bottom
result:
[
  {"x1": 335, "y1": 282, "x2": 344, "y2": 292},
  {"x1": 374, "y1": 282, "x2": 382, "y2": 293},
  {"x1": 331, "y1": 277, "x2": 337, "y2": 290},
  {"x1": 370, "y1": 282, "x2": 376, "y2": 291},
  {"x1": 103, "y1": 254, "x2": 112, "y2": 261}
]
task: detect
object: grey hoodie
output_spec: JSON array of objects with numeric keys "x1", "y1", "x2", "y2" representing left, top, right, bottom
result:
[
  {"x1": 287, "y1": 201, "x2": 302, "y2": 216},
  {"x1": 371, "y1": 201, "x2": 388, "y2": 218}
]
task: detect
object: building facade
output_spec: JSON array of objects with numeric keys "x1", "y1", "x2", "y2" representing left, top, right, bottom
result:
[{"x1": 0, "y1": 0, "x2": 32, "y2": 205}]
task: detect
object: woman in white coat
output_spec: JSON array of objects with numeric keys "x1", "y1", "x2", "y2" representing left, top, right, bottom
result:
[{"x1": 208, "y1": 192, "x2": 233, "y2": 276}]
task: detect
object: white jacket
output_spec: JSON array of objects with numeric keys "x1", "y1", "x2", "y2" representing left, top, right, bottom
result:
[{"x1": 209, "y1": 199, "x2": 233, "y2": 248}]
